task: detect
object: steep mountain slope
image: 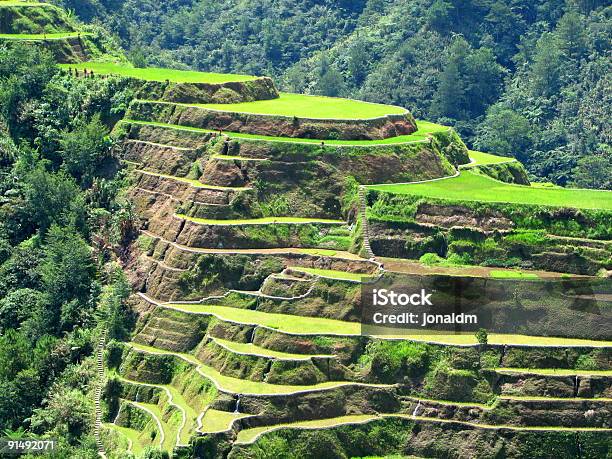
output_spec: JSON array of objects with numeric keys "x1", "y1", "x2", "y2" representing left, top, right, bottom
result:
[{"x1": 57, "y1": 0, "x2": 612, "y2": 188}]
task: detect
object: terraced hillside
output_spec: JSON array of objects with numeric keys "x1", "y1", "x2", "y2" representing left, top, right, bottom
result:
[
  {"x1": 365, "y1": 157, "x2": 611, "y2": 275},
  {"x1": 2, "y1": 3, "x2": 610, "y2": 458},
  {"x1": 89, "y1": 52, "x2": 612, "y2": 458},
  {"x1": 0, "y1": 0, "x2": 108, "y2": 62}
]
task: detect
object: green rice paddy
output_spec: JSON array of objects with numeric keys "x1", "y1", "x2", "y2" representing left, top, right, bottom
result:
[
  {"x1": 136, "y1": 169, "x2": 250, "y2": 190},
  {"x1": 132, "y1": 401, "x2": 176, "y2": 451},
  {"x1": 200, "y1": 409, "x2": 249, "y2": 433},
  {"x1": 213, "y1": 337, "x2": 330, "y2": 360},
  {"x1": 490, "y1": 270, "x2": 539, "y2": 279},
  {"x1": 368, "y1": 170, "x2": 612, "y2": 210},
  {"x1": 192, "y1": 92, "x2": 406, "y2": 119},
  {"x1": 58, "y1": 61, "x2": 257, "y2": 83},
  {"x1": 0, "y1": 32, "x2": 85, "y2": 40},
  {"x1": 236, "y1": 414, "x2": 377, "y2": 444},
  {"x1": 288, "y1": 266, "x2": 372, "y2": 282},
  {"x1": 161, "y1": 240, "x2": 363, "y2": 259},
  {"x1": 128, "y1": 342, "x2": 368, "y2": 395},
  {"x1": 103, "y1": 424, "x2": 145, "y2": 455},
  {"x1": 236, "y1": 412, "x2": 612, "y2": 444},
  {"x1": 465, "y1": 150, "x2": 516, "y2": 167},
  {"x1": 166, "y1": 303, "x2": 361, "y2": 336}
]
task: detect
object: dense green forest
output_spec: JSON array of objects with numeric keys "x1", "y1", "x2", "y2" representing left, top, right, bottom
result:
[
  {"x1": 53, "y1": 0, "x2": 611, "y2": 188},
  {"x1": 0, "y1": 46, "x2": 137, "y2": 456}
]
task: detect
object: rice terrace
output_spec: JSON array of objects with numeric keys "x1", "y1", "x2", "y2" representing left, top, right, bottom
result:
[{"x1": 0, "y1": 1, "x2": 610, "y2": 459}]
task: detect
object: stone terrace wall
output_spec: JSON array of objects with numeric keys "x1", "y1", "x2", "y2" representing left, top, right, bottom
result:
[{"x1": 130, "y1": 77, "x2": 279, "y2": 104}]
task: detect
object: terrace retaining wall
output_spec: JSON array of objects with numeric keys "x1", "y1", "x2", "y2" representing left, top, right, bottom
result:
[{"x1": 130, "y1": 76, "x2": 279, "y2": 104}]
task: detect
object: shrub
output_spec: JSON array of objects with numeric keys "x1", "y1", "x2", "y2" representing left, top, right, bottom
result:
[
  {"x1": 419, "y1": 252, "x2": 444, "y2": 265},
  {"x1": 475, "y1": 328, "x2": 488, "y2": 346},
  {"x1": 574, "y1": 354, "x2": 599, "y2": 371},
  {"x1": 362, "y1": 340, "x2": 432, "y2": 382}
]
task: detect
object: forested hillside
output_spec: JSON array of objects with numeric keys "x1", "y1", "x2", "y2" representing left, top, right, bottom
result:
[
  {"x1": 53, "y1": 0, "x2": 611, "y2": 188},
  {"x1": 0, "y1": 45, "x2": 134, "y2": 456}
]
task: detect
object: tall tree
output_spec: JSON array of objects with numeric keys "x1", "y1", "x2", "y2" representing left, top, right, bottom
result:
[
  {"x1": 59, "y1": 114, "x2": 111, "y2": 187},
  {"x1": 39, "y1": 225, "x2": 95, "y2": 331},
  {"x1": 431, "y1": 37, "x2": 469, "y2": 119}
]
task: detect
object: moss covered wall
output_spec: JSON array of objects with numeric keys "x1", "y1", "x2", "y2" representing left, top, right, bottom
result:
[{"x1": 129, "y1": 77, "x2": 279, "y2": 104}]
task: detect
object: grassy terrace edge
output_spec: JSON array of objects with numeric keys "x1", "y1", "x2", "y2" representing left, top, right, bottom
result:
[
  {"x1": 177, "y1": 214, "x2": 344, "y2": 226},
  {"x1": 234, "y1": 413, "x2": 612, "y2": 445},
  {"x1": 126, "y1": 342, "x2": 391, "y2": 395},
  {"x1": 147, "y1": 299, "x2": 612, "y2": 347},
  {"x1": 120, "y1": 119, "x2": 448, "y2": 146},
  {"x1": 58, "y1": 62, "x2": 257, "y2": 83}
]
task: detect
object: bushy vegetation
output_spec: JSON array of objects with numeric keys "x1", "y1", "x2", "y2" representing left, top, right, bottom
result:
[
  {"x1": 0, "y1": 44, "x2": 134, "y2": 454},
  {"x1": 177, "y1": 254, "x2": 284, "y2": 297}
]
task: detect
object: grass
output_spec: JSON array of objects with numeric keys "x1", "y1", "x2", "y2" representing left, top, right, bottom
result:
[
  {"x1": 160, "y1": 384, "x2": 197, "y2": 444},
  {"x1": 368, "y1": 170, "x2": 612, "y2": 210},
  {"x1": 395, "y1": 414, "x2": 611, "y2": 432},
  {"x1": 136, "y1": 169, "x2": 250, "y2": 190},
  {"x1": 212, "y1": 154, "x2": 268, "y2": 161},
  {"x1": 135, "y1": 401, "x2": 177, "y2": 451},
  {"x1": 165, "y1": 303, "x2": 361, "y2": 335},
  {"x1": 464, "y1": 150, "x2": 516, "y2": 167},
  {"x1": 192, "y1": 92, "x2": 406, "y2": 119},
  {"x1": 500, "y1": 395, "x2": 612, "y2": 402},
  {"x1": 121, "y1": 119, "x2": 446, "y2": 146},
  {"x1": 199, "y1": 409, "x2": 249, "y2": 433},
  {"x1": 128, "y1": 342, "x2": 373, "y2": 395},
  {"x1": 0, "y1": 32, "x2": 86, "y2": 40},
  {"x1": 490, "y1": 270, "x2": 539, "y2": 279},
  {"x1": 494, "y1": 368, "x2": 612, "y2": 376},
  {"x1": 161, "y1": 303, "x2": 612, "y2": 347},
  {"x1": 212, "y1": 337, "x2": 332, "y2": 360},
  {"x1": 58, "y1": 61, "x2": 257, "y2": 83},
  {"x1": 116, "y1": 375, "x2": 195, "y2": 441},
  {"x1": 0, "y1": 2, "x2": 48, "y2": 6},
  {"x1": 103, "y1": 423, "x2": 144, "y2": 455},
  {"x1": 177, "y1": 213, "x2": 344, "y2": 226},
  {"x1": 380, "y1": 257, "x2": 573, "y2": 279},
  {"x1": 127, "y1": 401, "x2": 166, "y2": 449},
  {"x1": 288, "y1": 266, "x2": 372, "y2": 282},
  {"x1": 236, "y1": 414, "x2": 377, "y2": 444}
]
